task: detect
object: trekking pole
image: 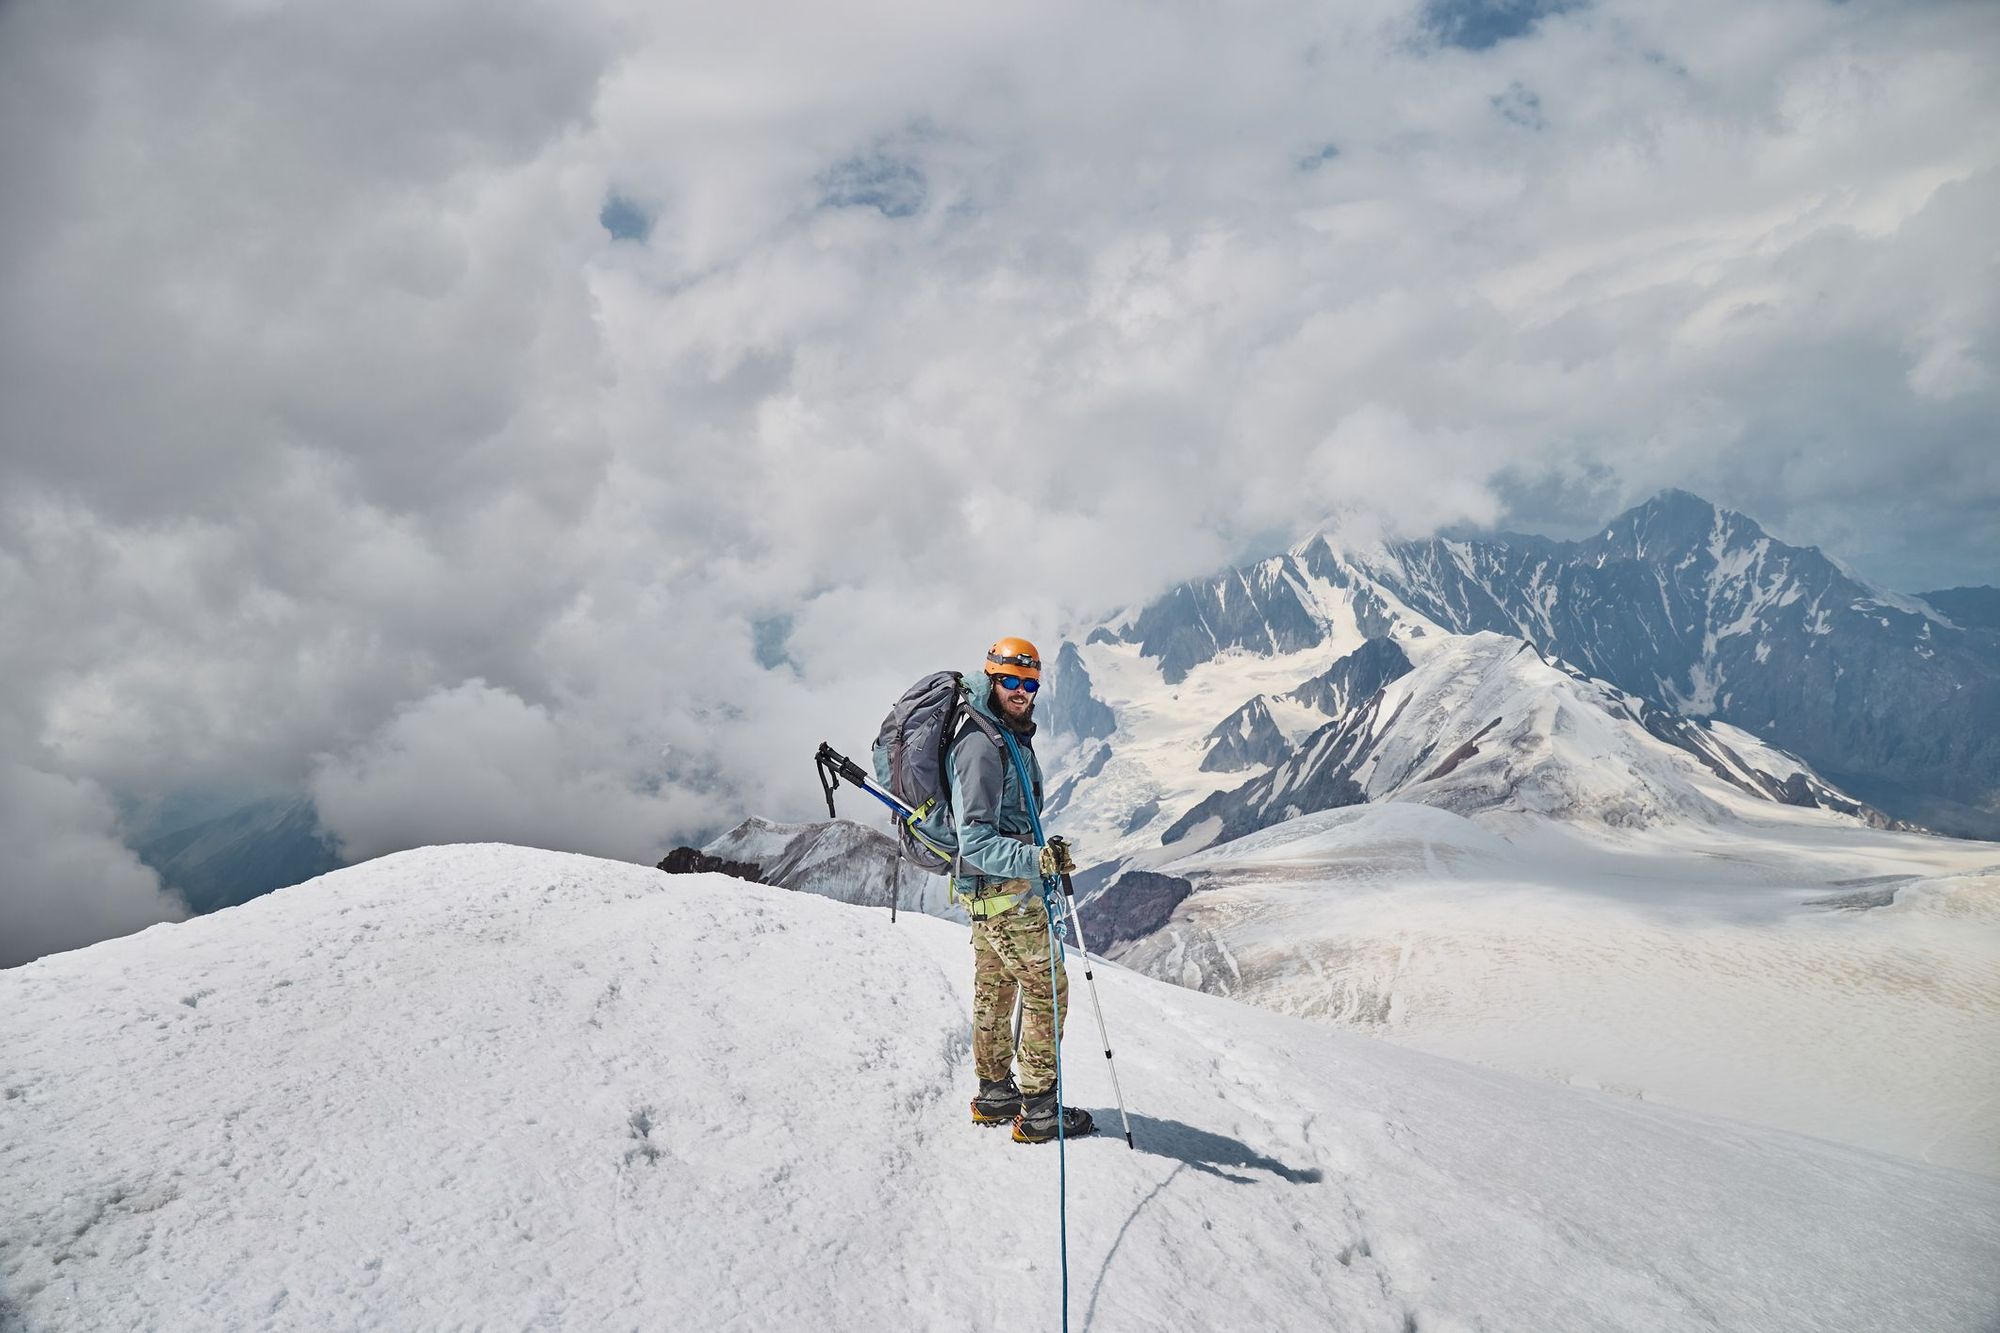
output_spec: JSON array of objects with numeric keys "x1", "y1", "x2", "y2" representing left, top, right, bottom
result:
[
  {"x1": 816, "y1": 742, "x2": 919, "y2": 823},
  {"x1": 816, "y1": 742, "x2": 947, "y2": 926},
  {"x1": 1047, "y1": 837, "x2": 1136, "y2": 1151},
  {"x1": 1042, "y1": 876, "x2": 1070, "y2": 1333}
]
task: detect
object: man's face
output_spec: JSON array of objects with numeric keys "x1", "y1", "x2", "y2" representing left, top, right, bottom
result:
[{"x1": 993, "y1": 675, "x2": 1035, "y2": 723}]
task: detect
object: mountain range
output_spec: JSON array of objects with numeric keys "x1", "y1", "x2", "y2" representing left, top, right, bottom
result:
[
  {"x1": 1050, "y1": 489, "x2": 2000, "y2": 841},
  {"x1": 134, "y1": 795, "x2": 341, "y2": 914},
  {"x1": 1157, "y1": 631, "x2": 1895, "y2": 854},
  {"x1": 110, "y1": 490, "x2": 1998, "y2": 930}
]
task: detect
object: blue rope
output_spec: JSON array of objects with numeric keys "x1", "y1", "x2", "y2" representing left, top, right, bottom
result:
[{"x1": 1002, "y1": 727, "x2": 1068, "y2": 1333}]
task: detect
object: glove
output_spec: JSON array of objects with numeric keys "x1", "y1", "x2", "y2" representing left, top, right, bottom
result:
[
  {"x1": 1038, "y1": 844, "x2": 1059, "y2": 878},
  {"x1": 1040, "y1": 840, "x2": 1077, "y2": 877}
]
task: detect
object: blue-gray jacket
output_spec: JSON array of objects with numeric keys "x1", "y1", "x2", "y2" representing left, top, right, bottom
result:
[{"x1": 948, "y1": 675, "x2": 1045, "y2": 891}]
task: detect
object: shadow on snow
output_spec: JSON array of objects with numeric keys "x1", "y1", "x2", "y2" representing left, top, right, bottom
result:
[
  {"x1": 1078, "y1": 1113, "x2": 1324, "y2": 1329},
  {"x1": 1119, "y1": 1111, "x2": 1322, "y2": 1185}
]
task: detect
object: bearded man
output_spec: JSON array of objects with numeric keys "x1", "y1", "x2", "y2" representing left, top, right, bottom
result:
[{"x1": 951, "y1": 636, "x2": 1094, "y2": 1144}]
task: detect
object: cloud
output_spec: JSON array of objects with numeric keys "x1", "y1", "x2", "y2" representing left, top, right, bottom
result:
[
  {"x1": 310, "y1": 680, "x2": 703, "y2": 863},
  {"x1": 0, "y1": 737, "x2": 185, "y2": 968},
  {"x1": 2, "y1": 0, "x2": 1998, "y2": 958}
]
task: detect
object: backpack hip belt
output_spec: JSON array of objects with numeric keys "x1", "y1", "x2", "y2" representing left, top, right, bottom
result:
[{"x1": 956, "y1": 876, "x2": 1030, "y2": 919}]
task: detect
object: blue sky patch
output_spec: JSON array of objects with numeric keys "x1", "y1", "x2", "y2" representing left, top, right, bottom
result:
[
  {"x1": 1492, "y1": 83, "x2": 1545, "y2": 129},
  {"x1": 1422, "y1": 0, "x2": 1585, "y2": 51},
  {"x1": 600, "y1": 194, "x2": 651, "y2": 243},
  {"x1": 818, "y1": 153, "x2": 927, "y2": 219},
  {"x1": 752, "y1": 615, "x2": 796, "y2": 671}
]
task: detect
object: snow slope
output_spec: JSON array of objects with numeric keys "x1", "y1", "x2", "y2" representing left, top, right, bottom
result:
[
  {"x1": 1126, "y1": 802, "x2": 2000, "y2": 1176},
  {"x1": 4, "y1": 845, "x2": 1999, "y2": 1331}
]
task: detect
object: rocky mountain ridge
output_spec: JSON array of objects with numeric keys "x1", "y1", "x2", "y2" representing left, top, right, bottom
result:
[{"x1": 1062, "y1": 491, "x2": 1997, "y2": 837}]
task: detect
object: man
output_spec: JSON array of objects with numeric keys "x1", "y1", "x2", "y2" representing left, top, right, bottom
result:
[{"x1": 951, "y1": 635, "x2": 1095, "y2": 1144}]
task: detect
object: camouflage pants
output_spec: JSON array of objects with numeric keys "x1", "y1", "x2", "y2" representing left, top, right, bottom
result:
[{"x1": 970, "y1": 880, "x2": 1069, "y2": 1096}]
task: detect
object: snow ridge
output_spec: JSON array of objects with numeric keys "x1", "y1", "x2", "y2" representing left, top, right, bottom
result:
[{"x1": 4, "y1": 844, "x2": 1998, "y2": 1331}]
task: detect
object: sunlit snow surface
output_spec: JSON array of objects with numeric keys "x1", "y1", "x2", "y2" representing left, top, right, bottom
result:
[
  {"x1": 1037, "y1": 622, "x2": 2000, "y2": 1178},
  {"x1": 4, "y1": 845, "x2": 1998, "y2": 1330},
  {"x1": 1130, "y1": 803, "x2": 2000, "y2": 1176}
]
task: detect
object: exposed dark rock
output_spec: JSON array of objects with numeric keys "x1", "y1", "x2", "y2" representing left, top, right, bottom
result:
[
  {"x1": 1537, "y1": 650, "x2": 1913, "y2": 830},
  {"x1": 1200, "y1": 697, "x2": 1289, "y2": 772},
  {"x1": 1287, "y1": 638, "x2": 1412, "y2": 720},
  {"x1": 1127, "y1": 557, "x2": 1325, "y2": 684},
  {"x1": 1044, "y1": 742, "x2": 1112, "y2": 820},
  {"x1": 1165, "y1": 692, "x2": 1392, "y2": 847},
  {"x1": 657, "y1": 847, "x2": 765, "y2": 881},
  {"x1": 1424, "y1": 718, "x2": 1502, "y2": 782},
  {"x1": 1122, "y1": 798, "x2": 1161, "y2": 835},
  {"x1": 1084, "y1": 870, "x2": 1194, "y2": 952},
  {"x1": 1919, "y1": 586, "x2": 2000, "y2": 632},
  {"x1": 1803, "y1": 882, "x2": 1908, "y2": 912},
  {"x1": 1041, "y1": 641, "x2": 1117, "y2": 741},
  {"x1": 1813, "y1": 771, "x2": 2000, "y2": 841}
]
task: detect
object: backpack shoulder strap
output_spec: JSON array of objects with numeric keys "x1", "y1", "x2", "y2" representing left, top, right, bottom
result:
[
  {"x1": 957, "y1": 708, "x2": 1005, "y2": 748},
  {"x1": 948, "y1": 675, "x2": 1006, "y2": 750}
]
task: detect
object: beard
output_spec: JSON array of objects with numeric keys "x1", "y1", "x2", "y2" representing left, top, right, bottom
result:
[{"x1": 989, "y1": 684, "x2": 1035, "y2": 730}]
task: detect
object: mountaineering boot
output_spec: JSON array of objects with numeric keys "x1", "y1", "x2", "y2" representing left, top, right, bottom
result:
[
  {"x1": 971, "y1": 1075, "x2": 1023, "y2": 1125},
  {"x1": 1012, "y1": 1088, "x2": 1095, "y2": 1144}
]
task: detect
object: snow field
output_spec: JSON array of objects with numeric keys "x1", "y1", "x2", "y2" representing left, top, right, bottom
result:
[
  {"x1": 3, "y1": 844, "x2": 1998, "y2": 1331},
  {"x1": 1133, "y1": 804, "x2": 2000, "y2": 1175}
]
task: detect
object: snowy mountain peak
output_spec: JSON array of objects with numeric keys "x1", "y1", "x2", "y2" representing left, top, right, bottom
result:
[
  {"x1": 1583, "y1": 491, "x2": 1786, "y2": 592},
  {"x1": 1286, "y1": 636, "x2": 1414, "y2": 719},
  {"x1": 1082, "y1": 493, "x2": 2000, "y2": 834},
  {"x1": 1199, "y1": 696, "x2": 1288, "y2": 773},
  {"x1": 1157, "y1": 630, "x2": 1870, "y2": 853},
  {"x1": 1599, "y1": 487, "x2": 1738, "y2": 550}
]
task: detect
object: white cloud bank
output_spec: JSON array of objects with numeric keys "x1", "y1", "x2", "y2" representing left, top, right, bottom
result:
[
  {"x1": 1, "y1": 0, "x2": 1996, "y2": 958},
  {"x1": 0, "y1": 747, "x2": 186, "y2": 969}
]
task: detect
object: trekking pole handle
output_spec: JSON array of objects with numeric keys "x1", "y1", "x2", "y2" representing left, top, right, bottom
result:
[
  {"x1": 1048, "y1": 836, "x2": 1076, "y2": 895},
  {"x1": 816, "y1": 741, "x2": 872, "y2": 788},
  {"x1": 813, "y1": 744, "x2": 840, "y2": 818},
  {"x1": 814, "y1": 741, "x2": 923, "y2": 825}
]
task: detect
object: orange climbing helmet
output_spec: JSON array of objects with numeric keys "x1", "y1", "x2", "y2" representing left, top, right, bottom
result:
[{"x1": 984, "y1": 635, "x2": 1042, "y2": 681}]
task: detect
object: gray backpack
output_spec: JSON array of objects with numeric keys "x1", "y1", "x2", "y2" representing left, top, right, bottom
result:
[{"x1": 872, "y1": 671, "x2": 1004, "y2": 874}]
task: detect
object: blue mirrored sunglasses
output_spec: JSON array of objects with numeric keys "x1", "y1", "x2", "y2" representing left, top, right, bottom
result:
[{"x1": 995, "y1": 674, "x2": 1040, "y2": 693}]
